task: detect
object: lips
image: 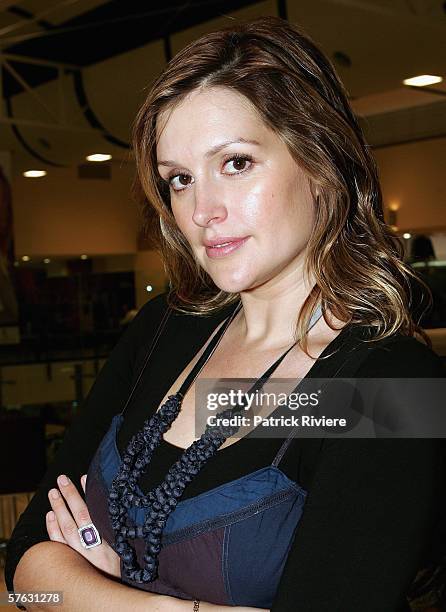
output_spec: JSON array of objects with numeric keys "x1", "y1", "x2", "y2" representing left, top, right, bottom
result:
[
  {"x1": 203, "y1": 236, "x2": 250, "y2": 247},
  {"x1": 204, "y1": 236, "x2": 250, "y2": 259}
]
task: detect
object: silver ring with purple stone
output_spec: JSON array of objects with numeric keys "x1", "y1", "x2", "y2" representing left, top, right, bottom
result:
[{"x1": 78, "y1": 523, "x2": 102, "y2": 549}]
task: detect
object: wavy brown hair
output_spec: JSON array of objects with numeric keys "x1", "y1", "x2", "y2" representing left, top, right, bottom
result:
[{"x1": 132, "y1": 15, "x2": 431, "y2": 354}]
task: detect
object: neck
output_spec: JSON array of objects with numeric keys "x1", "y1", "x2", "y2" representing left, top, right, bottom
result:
[{"x1": 232, "y1": 275, "x2": 319, "y2": 352}]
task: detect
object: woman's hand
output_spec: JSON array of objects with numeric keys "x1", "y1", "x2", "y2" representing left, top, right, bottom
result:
[
  {"x1": 46, "y1": 475, "x2": 269, "y2": 611},
  {"x1": 46, "y1": 473, "x2": 121, "y2": 579}
]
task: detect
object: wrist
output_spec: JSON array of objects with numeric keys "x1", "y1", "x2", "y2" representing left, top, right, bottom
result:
[{"x1": 144, "y1": 594, "x2": 192, "y2": 612}]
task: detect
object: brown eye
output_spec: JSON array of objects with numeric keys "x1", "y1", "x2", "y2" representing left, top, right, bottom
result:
[
  {"x1": 178, "y1": 174, "x2": 190, "y2": 186},
  {"x1": 233, "y1": 158, "x2": 247, "y2": 171},
  {"x1": 169, "y1": 173, "x2": 194, "y2": 192},
  {"x1": 223, "y1": 155, "x2": 254, "y2": 175}
]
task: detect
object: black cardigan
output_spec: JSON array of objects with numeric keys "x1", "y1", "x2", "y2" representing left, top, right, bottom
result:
[{"x1": 6, "y1": 292, "x2": 446, "y2": 611}]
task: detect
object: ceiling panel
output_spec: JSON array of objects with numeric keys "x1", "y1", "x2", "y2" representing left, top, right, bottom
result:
[
  {"x1": 11, "y1": 0, "x2": 109, "y2": 25},
  {"x1": 287, "y1": 0, "x2": 446, "y2": 98},
  {"x1": 171, "y1": 0, "x2": 277, "y2": 56},
  {"x1": 352, "y1": 84, "x2": 446, "y2": 117},
  {"x1": 361, "y1": 100, "x2": 446, "y2": 147},
  {"x1": 2, "y1": 0, "x2": 445, "y2": 173}
]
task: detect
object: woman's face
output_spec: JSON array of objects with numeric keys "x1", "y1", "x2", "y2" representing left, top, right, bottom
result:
[{"x1": 156, "y1": 86, "x2": 315, "y2": 294}]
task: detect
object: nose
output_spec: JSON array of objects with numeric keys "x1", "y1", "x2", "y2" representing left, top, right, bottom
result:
[{"x1": 191, "y1": 181, "x2": 228, "y2": 228}]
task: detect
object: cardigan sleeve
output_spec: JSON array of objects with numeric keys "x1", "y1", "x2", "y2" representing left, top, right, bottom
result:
[
  {"x1": 4, "y1": 292, "x2": 169, "y2": 593},
  {"x1": 271, "y1": 335, "x2": 446, "y2": 612}
]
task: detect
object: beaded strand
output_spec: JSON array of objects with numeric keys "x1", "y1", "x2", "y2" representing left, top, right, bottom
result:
[
  {"x1": 108, "y1": 300, "x2": 323, "y2": 584},
  {"x1": 109, "y1": 392, "x2": 245, "y2": 583}
]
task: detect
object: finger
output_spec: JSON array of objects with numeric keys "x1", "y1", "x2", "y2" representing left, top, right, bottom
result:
[
  {"x1": 56, "y1": 474, "x2": 92, "y2": 529},
  {"x1": 46, "y1": 510, "x2": 67, "y2": 544},
  {"x1": 81, "y1": 474, "x2": 87, "y2": 493},
  {"x1": 48, "y1": 487, "x2": 83, "y2": 552}
]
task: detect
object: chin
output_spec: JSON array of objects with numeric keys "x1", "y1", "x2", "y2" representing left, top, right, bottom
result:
[{"x1": 208, "y1": 269, "x2": 255, "y2": 294}]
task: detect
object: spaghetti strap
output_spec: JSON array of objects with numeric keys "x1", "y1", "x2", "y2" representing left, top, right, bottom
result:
[
  {"x1": 120, "y1": 299, "x2": 242, "y2": 417},
  {"x1": 121, "y1": 297, "x2": 324, "y2": 440},
  {"x1": 178, "y1": 300, "x2": 242, "y2": 397},
  {"x1": 120, "y1": 303, "x2": 173, "y2": 416},
  {"x1": 271, "y1": 302, "x2": 327, "y2": 468},
  {"x1": 178, "y1": 300, "x2": 324, "y2": 407},
  {"x1": 271, "y1": 434, "x2": 296, "y2": 468},
  {"x1": 235, "y1": 301, "x2": 324, "y2": 400}
]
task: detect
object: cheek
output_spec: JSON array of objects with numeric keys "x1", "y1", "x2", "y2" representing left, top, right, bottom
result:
[
  {"x1": 284, "y1": 173, "x2": 315, "y2": 223},
  {"x1": 265, "y1": 181, "x2": 315, "y2": 247},
  {"x1": 234, "y1": 182, "x2": 278, "y2": 230},
  {"x1": 258, "y1": 183, "x2": 306, "y2": 225}
]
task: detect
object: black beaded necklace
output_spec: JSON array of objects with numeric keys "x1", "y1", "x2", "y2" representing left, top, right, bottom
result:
[{"x1": 109, "y1": 300, "x2": 323, "y2": 583}]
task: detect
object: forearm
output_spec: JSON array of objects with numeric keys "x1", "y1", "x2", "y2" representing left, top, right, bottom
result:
[
  {"x1": 13, "y1": 541, "x2": 185, "y2": 612},
  {"x1": 13, "y1": 541, "x2": 260, "y2": 612}
]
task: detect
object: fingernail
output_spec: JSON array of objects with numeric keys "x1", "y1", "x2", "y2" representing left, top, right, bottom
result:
[
  {"x1": 50, "y1": 489, "x2": 59, "y2": 499},
  {"x1": 47, "y1": 511, "x2": 55, "y2": 521},
  {"x1": 58, "y1": 475, "x2": 70, "y2": 486}
]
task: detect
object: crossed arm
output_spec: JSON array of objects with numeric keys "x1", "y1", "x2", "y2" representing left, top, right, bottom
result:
[
  {"x1": 13, "y1": 472, "x2": 267, "y2": 612},
  {"x1": 9, "y1": 295, "x2": 264, "y2": 611}
]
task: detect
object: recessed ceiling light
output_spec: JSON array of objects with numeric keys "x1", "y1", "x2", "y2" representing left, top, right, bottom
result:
[
  {"x1": 23, "y1": 170, "x2": 47, "y2": 178},
  {"x1": 22, "y1": 255, "x2": 30, "y2": 261},
  {"x1": 403, "y1": 233, "x2": 412, "y2": 240},
  {"x1": 43, "y1": 258, "x2": 51, "y2": 264},
  {"x1": 86, "y1": 154, "x2": 112, "y2": 162},
  {"x1": 146, "y1": 285, "x2": 153, "y2": 292},
  {"x1": 80, "y1": 254, "x2": 88, "y2": 260},
  {"x1": 403, "y1": 75, "x2": 443, "y2": 87}
]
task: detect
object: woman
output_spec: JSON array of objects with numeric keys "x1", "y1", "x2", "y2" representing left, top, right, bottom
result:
[{"x1": 6, "y1": 15, "x2": 445, "y2": 612}]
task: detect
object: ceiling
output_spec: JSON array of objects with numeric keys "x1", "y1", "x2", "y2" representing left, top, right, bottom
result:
[{"x1": 0, "y1": 0, "x2": 445, "y2": 174}]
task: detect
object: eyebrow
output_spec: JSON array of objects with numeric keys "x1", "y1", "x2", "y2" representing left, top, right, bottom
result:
[{"x1": 157, "y1": 138, "x2": 261, "y2": 168}]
